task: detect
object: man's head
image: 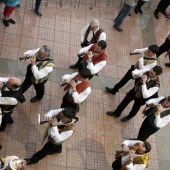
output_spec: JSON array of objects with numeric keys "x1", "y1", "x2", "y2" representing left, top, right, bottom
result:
[
  {"x1": 90, "y1": 19, "x2": 100, "y2": 32},
  {"x1": 78, "y1": 68, "x2": 91, "y2": 81},
  {"x1": 95, "y1": 40, "x2": 107, "y2": 53},
  {"x1": 164, "y1": 96, "x2": 170, "y2": 108},
  {"x1": 58, "y1": 107, "x2": 77, "y2": 124},
  {"x1": 136, "y1": 141, "x2": 151, "y2": 154},
  {"x1": 146, "y1": 45, "x2": 159, "y2": 57},
  {"x1": 8, "y1": 157, "x2": 27, "y2": 170},
  {"x1": 6, "y1": 77, "x2": 22, "y2": 91},
  {"x1": 38, "y1": 45, "x2": 51, "y2": 59},
  {"x1": 149, "y1": 66, "x2": 163, "y2": 78}
]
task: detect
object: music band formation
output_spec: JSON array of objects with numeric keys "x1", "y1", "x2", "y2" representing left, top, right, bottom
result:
[{"x1": 0, "y1": 2, "x2": 170, "y2": 170}]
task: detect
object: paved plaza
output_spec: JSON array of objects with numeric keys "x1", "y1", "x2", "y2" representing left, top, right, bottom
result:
[{"x1": 0, "y1": 0, "x2": 170, "y2": 169}]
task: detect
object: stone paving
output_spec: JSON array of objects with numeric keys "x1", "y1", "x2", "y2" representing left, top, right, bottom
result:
[{"x1": 0, "y1": 0, "x2": 170, "y2": 170}]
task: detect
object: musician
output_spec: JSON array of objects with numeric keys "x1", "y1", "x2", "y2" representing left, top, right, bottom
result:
[
  {"x1": 21, "y1": 45, "x2": 55, "y2": 103},
  {"x1": 80, "y1": 19, "x2": 106, "y2": 47},
  {"x1": 0, "y1": 77, "x2": 25, "y2": 132},
  {"x1": 70, "y1": 40, "x2": 107, "y2": 78},
  {"x1": 137, "y1": 96, "x2": 170, "y2": 141},
  {"x1": 25, "y1": 107, "x2": 78, "y2": 164},
  {"x1": 106, "y1": 66, "x2": 162, "y2": 122},
  {"x1": 61, "y1": 68, "x2": 91, "y2": 110},
  {"x1": 112, "y1": 139, "x2": 151, "y2": 170},
  {"x1": 106, "y1": 44, "x2": 159, "y2": 95},
  {"x1": 0, "y1": 156, "x2": 26, "y2": 170}
]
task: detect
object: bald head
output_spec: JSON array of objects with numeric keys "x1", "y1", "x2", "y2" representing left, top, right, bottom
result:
[{"x1": 7, "y1": 77, "x2": 22, "y2": 91}]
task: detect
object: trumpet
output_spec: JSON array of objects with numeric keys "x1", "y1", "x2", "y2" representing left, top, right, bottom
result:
[
  {"x1": 59, "y1": 82, "x2": 68, "y2": 87},
  {"x1": 38, "y1": 114, "x2": 49, "y2": 125},
  {"x1": 19, "y1": 56, "x2": 31, "y2": 61},
  {"x1": 130, "y1": 52, "x2": 141, "y2": 56}
]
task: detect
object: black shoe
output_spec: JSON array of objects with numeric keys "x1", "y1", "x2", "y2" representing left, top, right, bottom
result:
[
  {"x1": 138, "y1": 8, "x2": 143, "y2": 14},
  {"x1": 3, "y1": 19, "x2": 9, "y2": 27},
  {"x1": 30, "y1": 96, "x2": 41, "y2": 103},
  {"x1": 161, "y1": 10, "x2": 169, "y2": 16},
  {"x1": 35, "y1": 10, "x2": 43, "y2": 17},
  {"x1": 70, "y1": 64, "x2": 78, "y2": 69},
  {"x1": 7, "y1": 18, "x2": 16, "y2": 24},
  {"x1": 134, "y1": 7, "x2": 138, "y2": 14},
  {"x1": 165, "y1": 63, "x2": 170, "y2": 67},
  {"x1": 121, "y1": 116, "x2": 130, "y2": 122},
  {"x1": 106, "y1": 111, "x2": 119, "y2": 117},
  {"x1": 0, "y1": 145, "x2": 2, "y2": 150},
  {"x1": 105, "y1": 87, "x2": 118, "y2": 95},
  {"x1": 8, "y1": 118, "x2": 14, "y2": 124},
  {"x1": 24, "y1": 158, "x2": 34, "y2": 165},
  {"x1": 0, "y1": 127, "x2": 5, "y2": 132},
  {"x1": 154, "y1": 10, "x2": 159, "y2": 19},
  {"x1": 113, "y1": 26, "x2": 123, "y2": 32}
]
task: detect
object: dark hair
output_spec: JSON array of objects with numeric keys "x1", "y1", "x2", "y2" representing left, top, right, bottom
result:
[
  {"x1": 166, "y1": 96, "x2": 170, "y2": 103},
  {"x1": 62, "y1": 107, "x2": 76, "y2": 119},
  {"x1": 79, "y1": 68, "x2": 91, "y2": 79},
  {"x1": 148, "y1": 45, "x2": 159, "y2": 54},
  {"x1": 144, "y1": 141, "x2": 151, "y2": 153},
  {"x1": 42, "y1": 45, "x2": 51, "y2": 58},
  {"x1": 152, "y1": 66, "x2": 163, "y2": 75},
  {"x1": 97, "y1": 40, "x2": 107, "y2": 50}
]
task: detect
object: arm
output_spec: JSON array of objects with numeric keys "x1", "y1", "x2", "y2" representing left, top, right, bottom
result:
[
  {"x1": 126, "y1": 163, "x2": 146, "y2": 170},
  {"x1": 23, "y1": 48, "x2": 40, "y2": 56},
  {"x1": 31, "y1": 65, "x2": 53, "y2": 79},
  {"x1": 141, "y1": 85, "x2": 159, "y2": 98},
  {"x1": 81, "y1": 24, "x2": 89, "y2": 42},
  {"x1": 98, "y1": 32, "x2": 106, "y2": 41},
  {"x1": 0, "y1": 77, "x2": 9, "y2": 82},
  {"x1": 138, "y1": 58, "x2": 157, "y2": 70},
  {"x1": 155, "y1": 114, "x2": 170, "y2": 128},
  {"x1": 134, "y1": 47, "x2": 148, "y2": 54},
  {"x1": 72, "y1": 87, "x2": 91, "y2": 103},
  {"x1": 62, "y1": 72, "x2": 78, "y2": 82},
  {"x1": 122, "y1": 140, "x2": 140, "y2": 147},
  {"x1": 0, "y1": 97, "x2": 18, "y2": 105},
  {"x1": 145, "y1": 96, "x2": 165, "y2": 105},
  {"x1": 44, "y1": 109, "x2": 63, "y2": 118},
  {"x1": 78, "y1": 44, "x2": 93, "y2": 55},
  {"x1": 87, "y1": 60, "x2": 106, "y2": 75}
]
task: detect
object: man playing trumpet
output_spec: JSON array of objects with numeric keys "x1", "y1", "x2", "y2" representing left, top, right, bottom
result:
[
  {"x1": 70, "y1": 40, "x2": 107, "y2": 79},
  {"x1": 137, "y1": 96, "x2": 170, "y2": 141},
  {"x1": 112, "y1": 139, "x2": 151, "y2": 170},
  {"x1": 25, "y1": 107, "x2": 78, "y2": 164}
]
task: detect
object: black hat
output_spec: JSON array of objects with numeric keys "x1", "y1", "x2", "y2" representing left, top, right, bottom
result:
[{"x1": 62, "y1": 107, "x2": 76, "y2": 120}]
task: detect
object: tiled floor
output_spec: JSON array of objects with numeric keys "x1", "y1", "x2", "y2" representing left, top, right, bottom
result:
[{"x1": 0, "y1": 0, "x2": 169, "y2": 169}]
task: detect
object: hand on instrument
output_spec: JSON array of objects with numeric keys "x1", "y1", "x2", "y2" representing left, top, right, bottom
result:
[
  {"x1": 141, "y1": 75, "x2": 147, "y2": 84},
  {"x1": 51, "y1": 118, "x2": 58, "y2": 127},
  {"x1": 30, "y1": 56, "x2": 36, "y2": 66},
  {"x1": 87, "y1": 51, "x2": 94, "y2": 61},
  {"x1": 157, "y1": 104, "x2": 163, "y2": 115},
  {"x1": 70, "y1": 80, "x2": 77, "y2": 91},
  {"x1": 45, "y1": 116, "x2": 52, "y2": 122}
]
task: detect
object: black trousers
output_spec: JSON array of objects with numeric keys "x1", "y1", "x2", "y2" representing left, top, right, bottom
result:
[
  {"x1": 157, "y1": 38, "x2": 170, "y2": 57},
  {"x1": 113, "y1": 88, "x2": 146, "y2": 119},
  {"x1": 135, "y1": 0, "x2": 146, "y2": 10},
  {"x1": 30, "y1": 141, "x2": 62, "y2": 163},
  {"x1": 114, "y1": 65, "x2": 134, "y2": 91},
  {"x1": 35, "y1": 0, "x2": 42, "y2": 12},
  {"x1": 155, "y1": 0, "x2": 170, "y2": 13},
  {"x1": 112, "y1": 156, "x2": 122, "y2": 170},
  {"x1": 22, "y1": 64, "x2": 46, "y2": 99},
  {"x1": 0, "y1": 111, "x2": 13, "y2": 130},
  {"x1": 137, "y1": 116, "x2": 159, "y2": 141}
]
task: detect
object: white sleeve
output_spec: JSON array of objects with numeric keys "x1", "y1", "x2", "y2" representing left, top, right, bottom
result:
[
  {"x1": 81, "y1": 24, "x2": 89, "y2": 42},
  {"x1": 98, "y1": 32, "x2": 106, "y2": 41},
  {"x1": 0, "y1": 77, "x2": 9, "y2": 82},
  {"x1": 0, "y1": 97, "x2": 18, "y2": 105},
  {"x1": 50, "y1": 127, "x2": 73, "y2": 143},
  {"x1": 145, "y1": 96, "x2": 165, "y2": 105},
  {"x1": 141, "y1": 85, "x2": 159, "y2": 98},
  {"x1": 87, "y1": 60, "x2": 106, "y2": 75},
  {"x1": 44, "y1": 109, "x2": 63, "y2": 118},
  {"x1": 126, "y1": 163, "x2": 146, "y2": 170},
  {"x1": 72, "y1": 87, "x2": 91, "y2": 103},
  {"x1": 122, "y1": 140, "x2": 140, "y2": 147},
  {"x1": 23, "y1": 48, "x2": 40, "y2": 56},
  {"x1": 31, "y1": 65, "x2": 53, "y2": 79},
  {"x1": 134, "y1": 47, "x2": 148, "y2": 53},
  {"x1": 62, "y1": 72, "x2": 78, "y2": 82},
  {"x1": 155, "y1": 114, "x2": 170, "y2": 128},
  {"x1": 78, "y1": 44, "x2": 93, "y2": 55}
]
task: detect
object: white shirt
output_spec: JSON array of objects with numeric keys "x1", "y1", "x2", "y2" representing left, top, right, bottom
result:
[
  {"x1": 81, "y1": 24, "x2": 106, "y2": 43},
  {"x1": 78, "y1": 44, "x2": 106, "y2": 75},
  {"x1": 0, "y1": 156, "x2": 19, "y2": 170},
  {"x1": 141, "y1": 78, "x2": 159, "y2": 99},
  {"x1": 62, "y1": 72, "x2": 91, "y2": 103},
  {"x1": 121, "y1": 140, "x2": 147, "y2": 170},
  {"x1": 146, "y1": 96, "x2": 170, "y2": 128},
  {"x1": 24, "y1": 48, "x2": 54, "y2": 80},
  {"x1": 45, "y1": 109, "x2": 73, "y2": 143}
]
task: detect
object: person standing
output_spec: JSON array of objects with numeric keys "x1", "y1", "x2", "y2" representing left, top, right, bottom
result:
[
  {"x1": 106, "y1": 45, "x2": 159, "y2": 95},
  {"x1": 80, "y1": 19, "x2": 106, "y2": 47},
  {"x1": 2, "y1": 0, "x2": 20, "y2": 27},
  {"x1": 0, "y1": 77, "x2": 25, "y2": 132},
  {"x1": 137, "y1": 96, "x2": 170, "y2": 141},
  {"x1": 134, "y1": 0, "x2": 150, "y2": 14},
  {"x1": 106, "y1": 66, "x2": 162, "y2": 122},
  {"x1": 35, "y1": 0, "x2": 43, "y2": 17},
  {"x1": 21, "y1": 45, "x2": 55, "y2": 103},
  {"x1": 112, "y1": 139, "x2": 151, "y2": 170},
  {"x1": 154, "y1": 0, "x2": 170, "y2": 19},
  {"x1": 25, "y1": 107, "x2": 78, "y2": 164},
  {"x1": 113, "y1": 0, "x2": 138, "y2": 32}
]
